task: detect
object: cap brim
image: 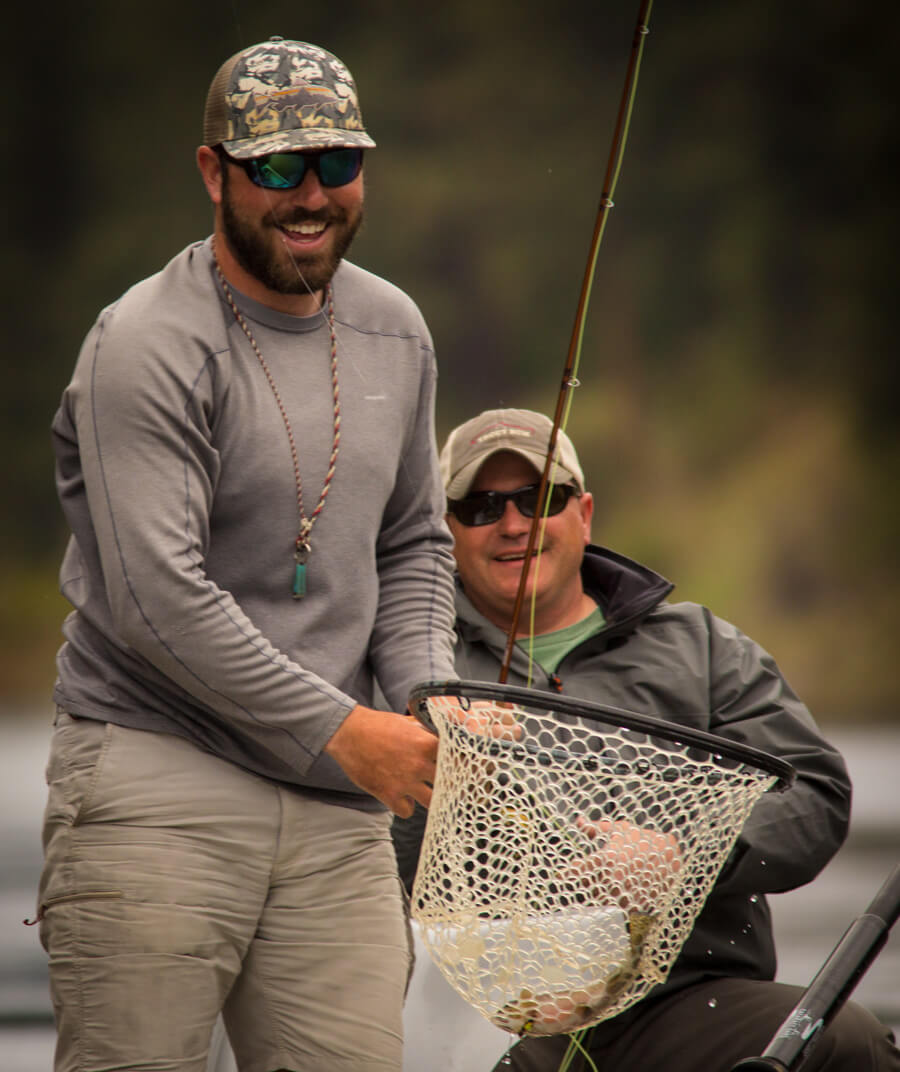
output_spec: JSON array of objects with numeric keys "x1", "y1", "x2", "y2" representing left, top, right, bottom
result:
[
  {"x1": 446, "y1": 447, "x2": 579, "y2": 499},
  {"x1": 222, "y1": 127, "x2": 376, "y2": 159}
]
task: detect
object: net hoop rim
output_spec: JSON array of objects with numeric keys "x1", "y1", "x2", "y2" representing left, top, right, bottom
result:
[{"x1": 410, "y1": 679, "x2": 795, "y2": 790}]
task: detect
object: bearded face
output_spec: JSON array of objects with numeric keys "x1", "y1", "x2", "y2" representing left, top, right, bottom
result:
[{"x1": 219, "y1": 153, "x2": 364, "y2": 297}]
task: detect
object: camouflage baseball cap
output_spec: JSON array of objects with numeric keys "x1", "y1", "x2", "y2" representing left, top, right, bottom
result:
[
  {"x1": 441, "y1": 409, "x2": 585, "y2": 499},
  {"x1": 203, "y1": 36, "x2": 376, "y2": 158}
]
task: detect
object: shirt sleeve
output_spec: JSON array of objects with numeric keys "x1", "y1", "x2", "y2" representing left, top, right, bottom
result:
[{"x1": 367, "y1": 347, "x2": 458, "y2": 712}]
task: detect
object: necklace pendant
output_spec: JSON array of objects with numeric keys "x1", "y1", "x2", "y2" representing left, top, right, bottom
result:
[
  {"x1": 292, "y1": 560, "x2": 307, "y2": 599},
  {"x1": 293, "y1": 543, "x2": 310, "y2": 599}
]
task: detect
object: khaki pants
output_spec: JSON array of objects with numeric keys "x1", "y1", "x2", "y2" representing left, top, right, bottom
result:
[{"x1": 39, "y1": 713, "x2": 411, "y2": 1072}]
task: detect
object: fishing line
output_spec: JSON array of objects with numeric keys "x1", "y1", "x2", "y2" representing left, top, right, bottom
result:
[
  {"x1": 521, "y1": 380, "x2": 582, "y2": 687},
  {"x1": 213, "y1": 12, "x2": 659, "y2": 1069},
  {"x1": 497, "y1": 6, "x2": 656, "y2": 1066},
  {"x1": 502, "y1": 0, "x2": 654, "y2": 685},
  {"x1": 560, "y1": 1027, "x2": 599, "y2": 1072}
]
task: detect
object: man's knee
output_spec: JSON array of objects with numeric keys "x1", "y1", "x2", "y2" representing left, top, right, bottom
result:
[{"x1": 808, "y1": 999, "x2": 899, "y2": 1070}]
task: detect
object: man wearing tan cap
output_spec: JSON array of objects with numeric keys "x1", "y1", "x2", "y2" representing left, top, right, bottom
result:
[
  {"x1": 38, "y1": 37, "x2": 456, "y2": 1070},
  {"x1": 394, "y1": 408, "x2": 899, "y2": 1071}
]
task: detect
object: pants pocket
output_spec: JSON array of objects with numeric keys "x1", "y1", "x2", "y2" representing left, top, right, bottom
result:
[
  {"x1": 27, "y1": 888, "x2": 124, "y2": 927},
  {"x1": 42, "y1": 712, "x2": 113, "y2": 830},
  {"x1": 37, "y1": 714, "x2": 119, "y2": 928}
]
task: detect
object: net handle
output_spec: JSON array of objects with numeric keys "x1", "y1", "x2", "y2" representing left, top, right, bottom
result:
[{"x1": 409, "y1": 679, "x2": 796, "y2": 790}]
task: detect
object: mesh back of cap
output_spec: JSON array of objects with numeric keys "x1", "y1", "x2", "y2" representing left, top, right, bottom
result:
[{"x1": 202, "y1": 54, "x2": 240, "y2": 146}]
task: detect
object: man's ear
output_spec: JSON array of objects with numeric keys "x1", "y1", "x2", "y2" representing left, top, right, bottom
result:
[
  {"x1": 196, "y1": 145, "x2": 224, "y2": 205},
  {"x1": 579, "y1": 491, "x2": 594, "y2": 544}
]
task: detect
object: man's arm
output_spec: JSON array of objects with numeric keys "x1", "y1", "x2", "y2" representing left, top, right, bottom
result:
[
  {"x1": 367, "y1": 349, "x2": 457, "y2": 711},
  {"x1": 704, "y1": 610, "x2": 851, "y2": 894}
]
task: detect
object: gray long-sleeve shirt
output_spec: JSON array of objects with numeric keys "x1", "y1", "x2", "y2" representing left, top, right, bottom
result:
[{"x1": 52, "y1": 238, "x2": 457, "y2": 807}]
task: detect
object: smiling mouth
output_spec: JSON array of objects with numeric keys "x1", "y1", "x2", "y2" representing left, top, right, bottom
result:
[
  {"x1": 279, "y1": 220, "x2": 328, "y2": 242},
  {"x1": 495, "y1": 550, "x2": 539, "y2": 563}
]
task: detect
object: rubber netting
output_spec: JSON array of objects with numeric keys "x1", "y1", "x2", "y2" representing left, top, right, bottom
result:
[{"x1": 411, "y1": 693, "x2": 781, "y2": 1036}]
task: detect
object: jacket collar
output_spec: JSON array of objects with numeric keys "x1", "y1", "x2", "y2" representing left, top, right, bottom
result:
[{"x1": 579, "y1": 544, "x2": 673, "y2": 635}]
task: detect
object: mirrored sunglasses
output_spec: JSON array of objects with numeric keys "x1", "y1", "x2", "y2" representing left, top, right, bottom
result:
[
  {"x1": 233, "y1": 147, "x2": 364, "y2": 190},
  {"x1": 447, "y1": 483, "x2": 578, "y2": 527}
]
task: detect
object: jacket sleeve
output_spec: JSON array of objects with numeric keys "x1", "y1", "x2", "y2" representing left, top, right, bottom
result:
[{"x1": 704, "y1": 610, "x2": 851, "y2": 895}]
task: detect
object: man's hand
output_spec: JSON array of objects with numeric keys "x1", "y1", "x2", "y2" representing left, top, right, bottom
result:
[
  {"x1": 561, "y1": 817, "x2": 682, "y2": 911},
  {"x1": 441, "y1": 698, "x2": 523, "y2": 741},
  {"x1": 325, "y1": 705, "x2": 438, "y2": 817},
  {"x1": 447, "y1": 698, "x2": 520, "y2": 741}
]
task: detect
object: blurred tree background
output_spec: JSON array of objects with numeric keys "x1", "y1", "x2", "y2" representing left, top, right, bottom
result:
[{"x1": 2, "y1": 0, "x2": 897, "y2": 720}]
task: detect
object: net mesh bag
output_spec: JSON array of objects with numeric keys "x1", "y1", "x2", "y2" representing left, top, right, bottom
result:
[{"x1": 409, "y1": 681, "x2": 794, "y2": 1037}]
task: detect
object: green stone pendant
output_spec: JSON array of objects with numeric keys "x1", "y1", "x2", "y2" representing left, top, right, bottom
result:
[{"x1": 293, "y1": 543, "x2": 310, "y2": 599}]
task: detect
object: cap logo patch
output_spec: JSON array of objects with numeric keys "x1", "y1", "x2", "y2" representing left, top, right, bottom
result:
[{"x1": 473, "y1": 425, "x2": 535, "y2": 445}]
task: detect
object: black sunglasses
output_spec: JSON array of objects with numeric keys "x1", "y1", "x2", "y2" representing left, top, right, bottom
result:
[
  {"x1": 447, "y1": 483, "x2": 578, "y2": 527},
  {"x1": 228, "y1": 147, "x2": 364, "y2": 190}
]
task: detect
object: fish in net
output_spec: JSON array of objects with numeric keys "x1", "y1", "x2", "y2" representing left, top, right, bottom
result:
[{"x1": 409, "y1": 681, "x2": 794, "y2": 1037}]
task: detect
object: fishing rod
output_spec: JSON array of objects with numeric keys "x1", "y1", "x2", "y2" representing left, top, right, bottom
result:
[
  {"x1": 498, "y1": 0, "x2": 654, "y2": 683},
  {"x1": 730, "y1": 862, "x2": 900, "y2": 1072},
  {"x1": 486, "y1": 7, "x2": 900, "y2": 1066}
]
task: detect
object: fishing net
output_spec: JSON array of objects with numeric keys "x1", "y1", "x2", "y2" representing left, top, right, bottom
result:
[{"x1": 408, "y1": 680, "x2": 794, "y2": 1037}]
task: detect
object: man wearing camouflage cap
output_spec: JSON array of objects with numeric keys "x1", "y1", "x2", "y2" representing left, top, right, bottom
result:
[{"x1": 38, "y1": 37, "x2": 456, "y2": 1070}]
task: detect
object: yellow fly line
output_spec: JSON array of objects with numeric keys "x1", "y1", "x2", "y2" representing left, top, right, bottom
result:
[{"x1": 521, "y1": 0, "x2": 655, "y2": 684}]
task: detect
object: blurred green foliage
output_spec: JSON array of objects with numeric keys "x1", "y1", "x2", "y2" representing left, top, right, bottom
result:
[{"x1": 3, "y1": 0, "x2": 898, "y2": 718}]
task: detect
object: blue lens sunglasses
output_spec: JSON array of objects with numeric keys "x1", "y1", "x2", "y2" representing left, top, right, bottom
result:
[{"x1": 227, "y1": 147, "x2": 364, "y2": 190}]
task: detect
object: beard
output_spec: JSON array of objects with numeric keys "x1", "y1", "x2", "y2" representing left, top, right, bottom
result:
[{"x1": 220, "y1": 166, "x2": 363, "y2": 296}]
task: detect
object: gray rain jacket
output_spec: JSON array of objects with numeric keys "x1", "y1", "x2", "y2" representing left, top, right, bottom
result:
[{"x1": 392, "y1": 544, "x2": 851, "y2": 1038}]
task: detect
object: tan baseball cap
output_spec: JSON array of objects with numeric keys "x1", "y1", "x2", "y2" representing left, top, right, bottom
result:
[
  {"x1": 440, "y1": 409, "x2": 585, "y2": 499},
  {"x1": 203, "y1": 36, "x2": 376, "y2": 158}
]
